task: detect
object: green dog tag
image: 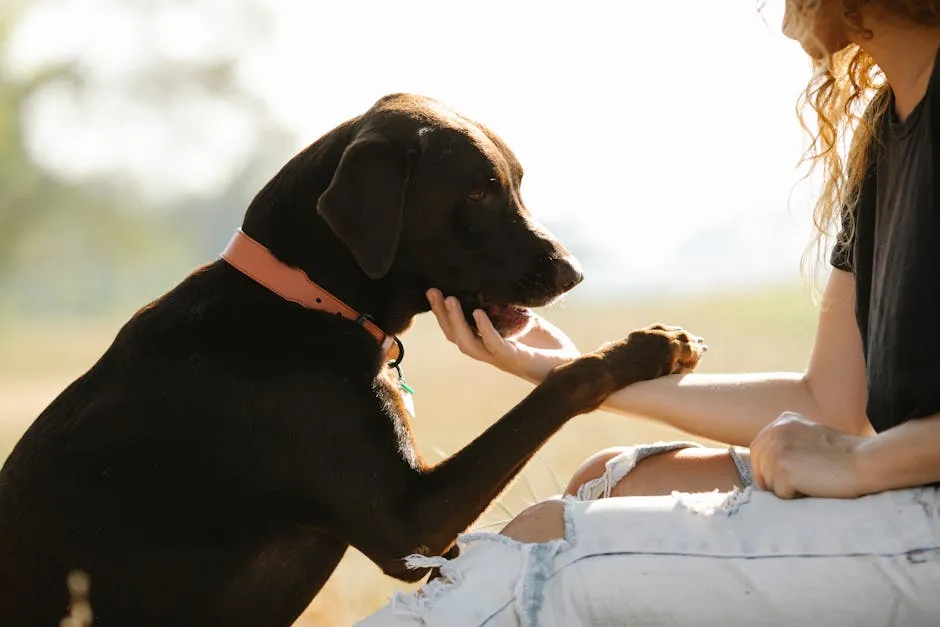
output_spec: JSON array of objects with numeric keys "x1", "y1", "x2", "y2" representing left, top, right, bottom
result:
[{"x1": 396, "y1": 366, "x2": 416, "y2": 418}]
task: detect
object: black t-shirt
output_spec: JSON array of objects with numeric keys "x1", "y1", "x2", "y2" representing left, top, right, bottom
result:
[{"x1": 832, "y1": 49, "x2": 940, "y2": 433}]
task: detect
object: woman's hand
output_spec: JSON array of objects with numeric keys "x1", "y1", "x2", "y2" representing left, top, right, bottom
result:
[
  {"x1": 750, "y1": 412, "x2": 870, "y2": 499},
  {"x1": 426, "y1": 288, "x2": 581, "y2": 384}
]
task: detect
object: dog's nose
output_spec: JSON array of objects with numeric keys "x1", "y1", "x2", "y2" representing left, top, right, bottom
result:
[{"x1": 555, "y1": 255, "x2": 584, "y2": 292}]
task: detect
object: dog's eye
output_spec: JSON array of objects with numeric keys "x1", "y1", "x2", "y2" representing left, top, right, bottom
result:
[
  {"x1": 467, "y1": 177, "x2": 498, "y2": 203},
  {"x1": 467, "y1": 188, "x2": 488, "y2": 203}
]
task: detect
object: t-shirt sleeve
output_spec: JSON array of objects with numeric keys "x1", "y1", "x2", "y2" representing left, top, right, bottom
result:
[{"x1": 830, "y1": 204, "x2": 856, "y2": 272}]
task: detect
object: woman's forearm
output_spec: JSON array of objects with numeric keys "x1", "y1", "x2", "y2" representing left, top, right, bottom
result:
[
  {"x1": 593, "y1": 270, "x2": 872, "y2": 447},
  {"x1": 856, "y1": 413, "x2": 940, "y2": 493},
  {"x1": 600, "y1": 372, "x2": 826, "y2": 447}
]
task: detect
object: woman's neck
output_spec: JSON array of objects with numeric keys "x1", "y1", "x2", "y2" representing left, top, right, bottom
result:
[{"x1": 858, "y1": 19, "x2": 940, "y2": 121}]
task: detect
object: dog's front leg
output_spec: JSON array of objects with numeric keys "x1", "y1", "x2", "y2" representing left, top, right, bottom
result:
[
  {"x1": 318, "y1": 326, "x2": 704, "y2": 581},
  {"x1": 400, "y1": 325, "x2": 706, "y2": 564}
]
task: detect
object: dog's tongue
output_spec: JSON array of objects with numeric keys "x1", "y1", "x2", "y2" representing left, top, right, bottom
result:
[{"x1": 481, "y1": 302, "x2": 532, "y2": 338}]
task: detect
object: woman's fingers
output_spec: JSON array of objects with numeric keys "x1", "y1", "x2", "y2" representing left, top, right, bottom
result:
[
  {"x1": 516, "y1": 316, "x2": 560, "y2": 350},
  {"x1": 428, "y1": 289, "x2": 501, "y2": 361},
  {"x1": 426, "y1": 289, "x2": 576, "y2": 382},
  {"x1": 521, "y1": 314, "x2": 578, "y2": 353},
  {"x1": 427, "y1": 289, "x2": 455, "y2": 342},
  {"x1": 750, "y1": 425, "x2": 789, "y2": 497},
  {"x1": 474, "y1": 309, "x2": 511, "y2": 358},
  {"x1": 750, "y1": 448, "x2": 768, "y2": 492},
  {"x1": 445, "y1": 296, "x2": 490, "y2": 360},
  {"x1": 749, "y1": 429, "x2": 768, "y2": 491}
]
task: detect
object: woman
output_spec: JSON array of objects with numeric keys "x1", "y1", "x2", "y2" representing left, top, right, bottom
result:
[{"x1": 358, "y1": 2, "x2": 940, "y2": 625}]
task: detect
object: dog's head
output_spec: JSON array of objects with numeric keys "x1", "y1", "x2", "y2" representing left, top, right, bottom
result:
[{"x1": 313, "y1": 94, "x2": 582, "y2": 338}]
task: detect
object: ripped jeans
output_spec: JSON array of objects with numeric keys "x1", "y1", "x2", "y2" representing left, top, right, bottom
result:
[{"x1": 356, "y1": 443, "x2": 940, "y2": 627}]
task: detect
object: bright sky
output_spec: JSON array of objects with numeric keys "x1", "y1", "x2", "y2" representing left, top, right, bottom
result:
[{"x1": 8, "y1": 0, "x2": 827, "y2": 293}]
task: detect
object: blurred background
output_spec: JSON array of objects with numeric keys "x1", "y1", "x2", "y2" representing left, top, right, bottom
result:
[{"x1": 0, "y1": 0, "x2": 828, "y2": 623}]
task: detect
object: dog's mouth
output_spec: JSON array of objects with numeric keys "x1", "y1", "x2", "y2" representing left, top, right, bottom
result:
[{"x1": 456, "y1": 293, "x2": 534, "y2": 339}]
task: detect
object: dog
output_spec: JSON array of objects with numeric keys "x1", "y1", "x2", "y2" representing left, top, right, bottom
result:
[{"x1": 0, "y1": 93, "x2": 704, "y2": 627}]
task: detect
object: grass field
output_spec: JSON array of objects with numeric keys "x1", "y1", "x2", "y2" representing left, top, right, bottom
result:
[{"x1": 0, "y1": 285, "x2": 819, "y2": 624}]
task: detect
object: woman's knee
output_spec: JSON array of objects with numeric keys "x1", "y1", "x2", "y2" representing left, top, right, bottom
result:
[
  {"x1": 500, "y1": 498, "x2": 567, "y2": 543},
  {"x1": 566, "y1": 445, "x2": 745, "y2": 500},
  {"x1": 564, "y1": 447, "x2": 632, "y2": 497},
  {"x1": 607, "y1": 447, "x2": 743, "y2": 496}
]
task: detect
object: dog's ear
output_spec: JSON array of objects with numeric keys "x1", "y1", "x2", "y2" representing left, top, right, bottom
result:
[{"x1": 317, "y1": 136, "x2": 411, "y2": 280}]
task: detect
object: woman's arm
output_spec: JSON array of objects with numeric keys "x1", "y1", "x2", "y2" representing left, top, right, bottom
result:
[
  {"x1": 600, "y1": 270, "x2": 870, "y2": 446},
  {"x1": 748, "y1": 410, "x2": 940, "y2": 498},
  {"x1": 600, "y1": 373, "x2": 823, "y2": 447},
  {"x1": 429, "y1": 270, "x2": 871, "y2": 446},
  {"x1": 856, "y1": 414, "x2": 940, "y2": 493}
]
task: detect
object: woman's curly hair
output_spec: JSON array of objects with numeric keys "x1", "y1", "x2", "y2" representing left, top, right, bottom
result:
[{"x1": 794, "y1": 1, "x2": 940, "y2": 277}]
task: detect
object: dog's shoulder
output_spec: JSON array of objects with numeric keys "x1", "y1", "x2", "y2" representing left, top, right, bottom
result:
[
  {"x1": 112, "y1": 262, "x2": 374, "y2": 371},
  {"x1": 103, "y1": 261, "x2": 401, "y2": 427}
]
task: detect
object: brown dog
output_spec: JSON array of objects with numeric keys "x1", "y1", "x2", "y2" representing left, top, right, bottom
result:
[{"x1": 0, "y1": 94, "x2": 704, "y2": 627}]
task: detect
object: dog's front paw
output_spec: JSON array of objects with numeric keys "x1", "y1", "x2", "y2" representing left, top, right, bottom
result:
[
  {"x1": 546, "y1": 324, "x2": 706, "y2": 413},
  {"x1": 606, "y1": 324, "x2": 707, "y2": 382}
]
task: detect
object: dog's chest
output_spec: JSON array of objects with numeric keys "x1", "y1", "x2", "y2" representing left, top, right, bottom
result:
[
  {"x1": 374, "y1": 367, "x2": 421, "y2": 468},
  {"x1": 394, "y1": 367, "x2": 416, "y2": 418}
]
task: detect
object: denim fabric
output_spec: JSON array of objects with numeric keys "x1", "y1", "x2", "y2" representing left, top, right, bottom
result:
[{"x1": 357, "y1": 485, "x2": 940, "y2": 626}]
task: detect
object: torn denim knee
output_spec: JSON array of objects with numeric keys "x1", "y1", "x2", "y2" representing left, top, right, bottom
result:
[
  {"x1": 365, "y1": 500, "x2": 579, "y2": 627},
  {"x1": 575, "y1": 441, "x2": 757, "y2": 501},
  {"x1": 575, "y1": 441, "x2": 702, "y2": 501},
  {"x1": 360, "y1": 487, "x2": 940, "y2": 627},
  {"x1": 671, "y1": 485, "x2": 753, "y2": 516}
]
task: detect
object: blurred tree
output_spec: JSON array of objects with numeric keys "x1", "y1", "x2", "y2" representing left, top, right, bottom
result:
[
  {"x1": 0, "y1": 0, "x2": 76, "y2": 270},
  {"x1": 0, "y1": 0, "x2": 294, "y2": 316}
]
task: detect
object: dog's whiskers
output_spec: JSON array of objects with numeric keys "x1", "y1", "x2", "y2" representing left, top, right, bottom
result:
[
  {"x1": 493, "y1": 498, "x2": 517, "y2": 519},
  {"x1": 538, "y1": 458, "x2": 567, "y2": 495},
  {"x1": 427, "y1": 444, "x2": 450, "y2": 461},
  {"x1": 473, "y1": 518, "x2": 513, "y2": 531},
  {"x1": 519, "y1": 468, "x2": 539, "y2": 506}
]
